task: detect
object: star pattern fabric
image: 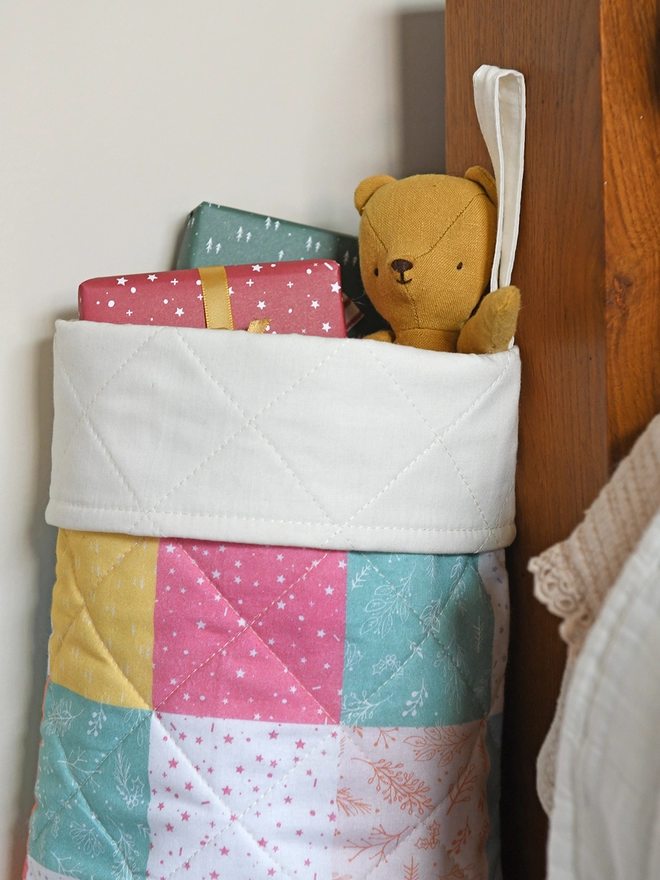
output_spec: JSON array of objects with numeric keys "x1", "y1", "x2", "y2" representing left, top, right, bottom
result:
[
  {"x1": 153, "y1": 540, "x2": 346, "y2": 723},
  {"x1": 147, "y1": 714, "x2": 341, "y2": 879},
  {"x1": 27, "y1": 535, "x2": 508, "y2": 880}
]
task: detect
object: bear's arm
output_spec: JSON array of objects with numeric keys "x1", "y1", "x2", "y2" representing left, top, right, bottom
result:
[{"x1": 457, "y1": 285, "x2": 521, "y2": 355}]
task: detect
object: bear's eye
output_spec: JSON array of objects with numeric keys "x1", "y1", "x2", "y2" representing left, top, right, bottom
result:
[
  {"x1": 456, "y1": 262, "x2": 463, "y2": 270},
  {"x1": 374, "y1": 267, "x2": 379, "y2": 277}
]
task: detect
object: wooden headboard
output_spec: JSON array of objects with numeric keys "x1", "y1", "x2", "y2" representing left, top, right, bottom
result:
[{"x1": 444, "y1": 1, "x2": 660, "y2": 877}]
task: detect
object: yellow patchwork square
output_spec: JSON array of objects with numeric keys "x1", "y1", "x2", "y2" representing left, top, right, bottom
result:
[{"x1": 49, "y1": 529, "x2": 158, "y2": 708}]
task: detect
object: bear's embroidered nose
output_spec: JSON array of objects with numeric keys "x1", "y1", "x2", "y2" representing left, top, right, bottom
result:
[{"x1": 391, "y1": 259, "x2": 413, "y2": 283}]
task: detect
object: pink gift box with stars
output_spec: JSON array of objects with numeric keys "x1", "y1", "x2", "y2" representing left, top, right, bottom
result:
[{"x1": 78, "y1": 259, "x2": 347, "y2": 338}]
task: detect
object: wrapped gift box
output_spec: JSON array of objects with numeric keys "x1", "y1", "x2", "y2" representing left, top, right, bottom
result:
[
  {"x1": 175, "y1": 201, "x2": 388, "y2": 337},
  {"x1": 78, "y1": 259, "x2": 347, "y2": 337}
]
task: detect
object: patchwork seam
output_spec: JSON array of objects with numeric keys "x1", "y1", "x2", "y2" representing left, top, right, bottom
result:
[{"x1": 34, "y1": 545, "x2": 340, "y2": 847}]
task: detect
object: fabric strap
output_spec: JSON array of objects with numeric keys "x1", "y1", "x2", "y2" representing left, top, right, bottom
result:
[{"x1": 473, "y1": 65, "x2": 526, "y2": 292}]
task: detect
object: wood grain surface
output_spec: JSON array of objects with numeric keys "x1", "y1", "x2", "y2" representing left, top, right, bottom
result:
[
  {"x1": 602, "y1": 0, "x2": 660, "y2": 463},
  {"x1": 445, "y1": 1, "x2": 660, "y2": 877}
]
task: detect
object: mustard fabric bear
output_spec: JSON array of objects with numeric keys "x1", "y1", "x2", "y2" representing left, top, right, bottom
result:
[{"x1": 354, "y1": 169, "x2": 520, "y2": 354}]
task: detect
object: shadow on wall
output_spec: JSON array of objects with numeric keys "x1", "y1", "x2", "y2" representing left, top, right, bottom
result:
[
  {"x1": 9, "y1": 324, "x2": 73, "y2": 880},
  {"x1": 398, "y1": 7, "x2": 446, "y2": 177}
]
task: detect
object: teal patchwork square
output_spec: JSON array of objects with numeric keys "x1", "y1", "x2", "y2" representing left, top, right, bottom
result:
[
  {"x1": 29, "y1": 681, "x2": 151, "y2": 879},
  {"x1": 342, "y1": 553, "x2": 494, "y2": 726}
]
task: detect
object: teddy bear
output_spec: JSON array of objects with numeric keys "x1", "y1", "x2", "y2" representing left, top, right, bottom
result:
[{"x1": 354, "y1": 168, "x2": 520, "y2": 354}]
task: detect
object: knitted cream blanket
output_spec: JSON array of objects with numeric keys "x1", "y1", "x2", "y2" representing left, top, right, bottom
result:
[{"x1": 529, "y1": 413, "x2": 660, "y2": 813}]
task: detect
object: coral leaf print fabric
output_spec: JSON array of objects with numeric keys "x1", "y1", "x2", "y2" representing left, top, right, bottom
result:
[{"x1": 28, "y1": 534, "x2": 508, "y2": 880}]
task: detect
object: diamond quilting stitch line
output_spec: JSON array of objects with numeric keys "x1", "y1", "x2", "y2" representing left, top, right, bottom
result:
[
  {"x1": 48, "y1": 529, "x2": 157, "y2": 709},
  {"x1": 28, "y1": 681, "x2": 152, "y2": 879},
  {"x1": 53, "y1": 325, "x2": 516, "y2": 549},
  {"x1": 341, "y1": 553, "x2": 494, "y2": 728},
  {"x1": 333, "y1": 720, "x2": 492, "y2": 880},
  {"x1": 27, "y1": 534, "x2": 504, "y2": 880},
  {"x1": 122, "y1": 330, "x2": 352, "y2": 536},
  {"x1": 147, "y1": 713, "x2": 342, "y2": 879},
  {"x1": 152, "y1": 540, "x2": 347, "y2": 723},
  {"x1": 339, "y1": 344, "x2": 516, "y2": 533},
  {"x1": 27, "y1": 689, "x2": 494, "y2": 880}
]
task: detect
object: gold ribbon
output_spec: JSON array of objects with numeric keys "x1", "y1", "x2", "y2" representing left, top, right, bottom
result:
[
  {"x1": 198, "y1": 266, "x2": 270, "y2": 333},
  {"x1": 198, "y1": 266, "x2": 234, "y2": 330},
  {"x1": 247, "y1": 319, "x2": 272, "y2": 333}
]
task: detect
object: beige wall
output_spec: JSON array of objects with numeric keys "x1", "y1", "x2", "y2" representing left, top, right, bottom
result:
[{"x1": 0, "y1": 1, "x2": 442, "y2": 873}]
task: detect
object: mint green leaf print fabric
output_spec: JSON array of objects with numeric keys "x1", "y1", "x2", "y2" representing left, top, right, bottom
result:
[
  {"x1": 29, "y1": 682, "x2": 151, "y2": 879},
  {"x1": 342, "y1": 553, "x2": 494, "y2": 727}
]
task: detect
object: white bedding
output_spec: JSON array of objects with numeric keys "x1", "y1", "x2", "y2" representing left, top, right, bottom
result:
[{"x1": 548, "y1": 503, "x2": 660, "y2": 879}]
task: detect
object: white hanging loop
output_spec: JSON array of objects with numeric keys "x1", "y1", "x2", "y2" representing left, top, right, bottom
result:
[{"x1": 473, "y1": 65, "x2": 526, "y2": 292}]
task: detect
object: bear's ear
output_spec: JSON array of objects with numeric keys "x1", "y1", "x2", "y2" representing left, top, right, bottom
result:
[
  {"x1": 465, "y1": 166, "x2": 497, "y2": 207},
  {"x1": 354, "y1": 175, "x2": 396, "y2": 215}
]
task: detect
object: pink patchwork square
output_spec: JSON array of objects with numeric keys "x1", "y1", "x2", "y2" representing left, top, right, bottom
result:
[{"x1": 153, "y1": 540, "x2": 347, "y2": 723}]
